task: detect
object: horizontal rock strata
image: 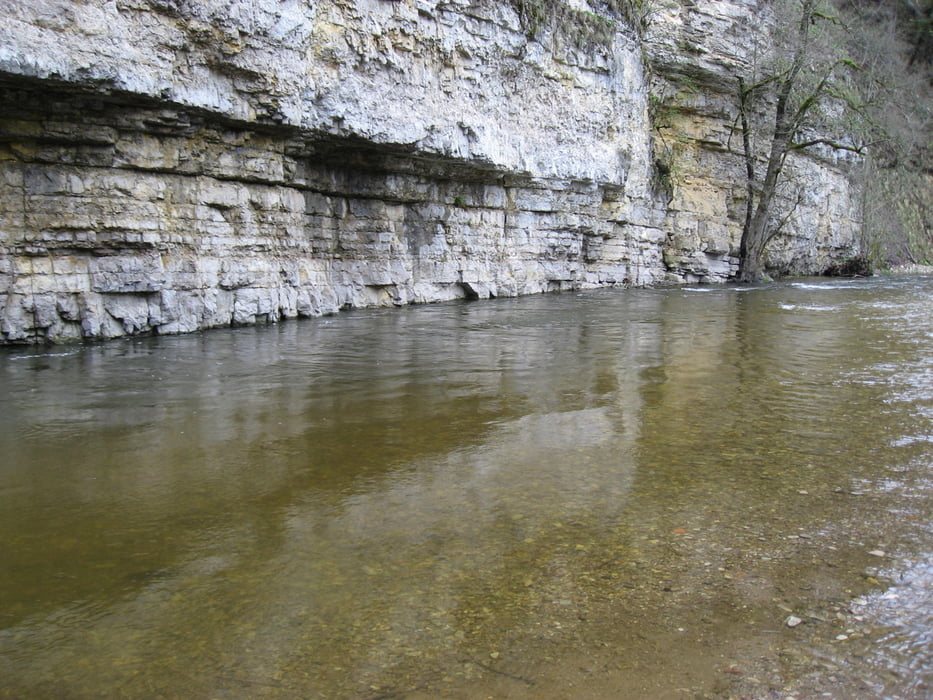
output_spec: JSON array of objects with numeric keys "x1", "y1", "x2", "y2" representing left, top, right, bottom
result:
[
  {"x1": 0, "y1": 79, "x2": 665, "y2": 342},
  {"x1": 0, "y1": 0, "x2": 862, "y2": 343}
]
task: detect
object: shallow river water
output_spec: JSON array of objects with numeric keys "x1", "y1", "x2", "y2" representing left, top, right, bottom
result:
[{"x1": 1, "y1": 276, "x2": 931, "y2": 699}]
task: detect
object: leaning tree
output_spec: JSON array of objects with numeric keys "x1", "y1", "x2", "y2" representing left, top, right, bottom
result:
[{"x1": 734, "y1": 0, "x2": 864, "y2": 282}]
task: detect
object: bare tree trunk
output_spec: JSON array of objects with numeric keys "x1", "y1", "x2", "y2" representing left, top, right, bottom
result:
[
  {"x1": 736, "y1": 0, "x2": 814, "y2": 282},
  {"x1": 737, "y1": 128, "x2": 791, "y2": 281}
]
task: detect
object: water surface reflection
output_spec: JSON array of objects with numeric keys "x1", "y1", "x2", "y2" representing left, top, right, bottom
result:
[{"x1": 1, "y1": 277, "x2": 930, "y2": 698}]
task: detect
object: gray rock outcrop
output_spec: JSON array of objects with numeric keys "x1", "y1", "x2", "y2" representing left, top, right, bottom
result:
[{"x1": 0, "y1": 0, "x2": 862, "y2": 343}]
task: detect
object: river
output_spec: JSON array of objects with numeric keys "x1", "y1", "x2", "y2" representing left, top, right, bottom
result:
[{"x1": 1, "y1": 275, "x2": 931, "y2": 699}]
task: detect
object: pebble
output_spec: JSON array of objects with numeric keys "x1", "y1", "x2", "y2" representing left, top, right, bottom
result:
[{"x1": 785, "y1": 615, "x2": 803, "y2": 628}]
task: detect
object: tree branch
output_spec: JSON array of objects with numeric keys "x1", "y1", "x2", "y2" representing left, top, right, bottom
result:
[
  {"x1": 739, "y1": 72, "x2": 783, "y2": 97},
  {"x1": 788, "y1": 138, "x2": 864, "y2": 153},
  {"x1": 790, "y1": 58, "x2": 862, "y2": 135},
  {"x1": 767, "y1": 186, "x2": 806, "y2": 243}
]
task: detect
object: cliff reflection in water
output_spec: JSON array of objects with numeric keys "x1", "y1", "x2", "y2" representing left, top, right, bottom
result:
[{"x1": 1, "y1": 276, "x2": 931, "y2": 699}]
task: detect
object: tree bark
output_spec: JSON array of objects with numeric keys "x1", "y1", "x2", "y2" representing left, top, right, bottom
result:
[{"x1": 735, "y1": 0, "x2": 815, "y2": 282}]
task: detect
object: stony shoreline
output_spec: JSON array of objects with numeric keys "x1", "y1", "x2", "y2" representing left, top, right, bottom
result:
[{"x1": 889, "y1": 263, "x2": 933, "y2": 275}]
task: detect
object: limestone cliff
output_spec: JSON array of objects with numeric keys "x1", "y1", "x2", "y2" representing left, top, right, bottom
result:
[
  {"x1": 646, "y1": 0, "x2": 862, "y2": 282},
  {"x1": 0, "y1": 0, "x2": 862, "y2": 343}
]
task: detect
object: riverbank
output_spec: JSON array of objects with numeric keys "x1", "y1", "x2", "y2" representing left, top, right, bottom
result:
[{"x1": 890, "y1": 263, "x2": 933, "y2": 275}]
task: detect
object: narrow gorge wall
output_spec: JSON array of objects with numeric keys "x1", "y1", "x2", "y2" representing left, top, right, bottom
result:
[{"x1": 0, "y1": 0, "x2": 862, "y2": 343}]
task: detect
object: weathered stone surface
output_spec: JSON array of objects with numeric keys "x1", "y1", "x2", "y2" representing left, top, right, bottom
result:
[
  {"x1": 645, "y1": 0, "x2": 862, "y2": 283},
  {"x1": 0, "y1": 0, "x2": 862, "y2": 342}
]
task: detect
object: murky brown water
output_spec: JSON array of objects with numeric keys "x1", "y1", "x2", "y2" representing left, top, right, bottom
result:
[{"x1": 1, "y1": 276, "x2": 931, "y2": 699}]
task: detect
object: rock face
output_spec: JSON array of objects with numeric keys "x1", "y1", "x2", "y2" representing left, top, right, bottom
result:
[
  {"x1": 646, "y1": 0, "x2": 862, "y2": 282},
  {"x1": 0, "y1": 0, "x2": 862, "y2": 343}
]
